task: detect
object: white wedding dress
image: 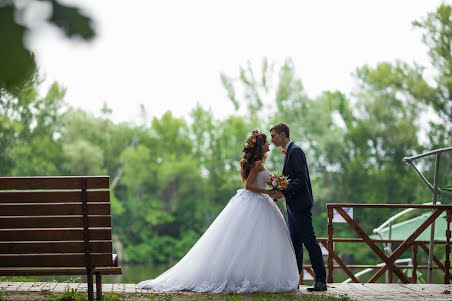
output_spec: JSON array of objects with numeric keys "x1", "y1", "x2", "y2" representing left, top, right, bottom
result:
[{"x1": 136, "y1": 168, "x2": 300, "y2": 293}]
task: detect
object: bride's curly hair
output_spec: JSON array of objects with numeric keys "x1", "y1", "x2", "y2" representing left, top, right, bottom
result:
[{"x1": 239, "y1": 131, "x2": 268, "y2": 182}]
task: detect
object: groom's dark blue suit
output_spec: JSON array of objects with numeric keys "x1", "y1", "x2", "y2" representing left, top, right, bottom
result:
[{"x1": 282, "y1": 142, "x2": 326, "y2": 282}]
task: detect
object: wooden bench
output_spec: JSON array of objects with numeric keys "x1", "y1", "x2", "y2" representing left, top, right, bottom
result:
[{"x1": 0, "y1": 176, "x2": 122, "y2": 301}]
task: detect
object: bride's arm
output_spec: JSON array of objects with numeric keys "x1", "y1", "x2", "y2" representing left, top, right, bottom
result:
[{"x1": 245, "y1": 161, "x2": 270, "y2": 194}]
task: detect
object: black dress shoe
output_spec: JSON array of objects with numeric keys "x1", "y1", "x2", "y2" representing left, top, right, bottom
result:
[{"x1": 307, "y1": 281, "x2": 327, "y2": 291}]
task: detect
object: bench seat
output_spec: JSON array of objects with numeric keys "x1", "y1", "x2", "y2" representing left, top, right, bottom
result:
[{"x1": 0, "y1": 176, "x2": 122, "y2": 301}]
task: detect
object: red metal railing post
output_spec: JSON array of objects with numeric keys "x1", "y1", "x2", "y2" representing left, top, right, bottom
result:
[
  {"x1": 412, "y1": 244, "x2": 418, "y2": 283},
  {"x1": 327, "y1": 205, "x2": 334, "y2": 283}
]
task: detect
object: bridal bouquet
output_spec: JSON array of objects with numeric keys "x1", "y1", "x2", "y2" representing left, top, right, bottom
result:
[{"x1": 266, "y1": 173, "x2": 290, "y2": 191}]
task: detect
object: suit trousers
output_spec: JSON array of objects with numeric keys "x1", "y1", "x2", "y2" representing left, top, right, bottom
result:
[{"x1": 286, "y1": 205, "x2": 326, "y2": 282}]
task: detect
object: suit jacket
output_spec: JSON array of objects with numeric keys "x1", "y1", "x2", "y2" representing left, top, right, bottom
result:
[{"x1": 282, "y1": 142, "x2": 314, "y2": 211}]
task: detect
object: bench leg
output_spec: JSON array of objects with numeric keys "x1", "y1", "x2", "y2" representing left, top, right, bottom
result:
[
  {"x1": 96, "y1": 273, "x2": 102, "y2": 301},
  {"x1": 87, "y1": 268, "x2": 94, "y2": 301}
]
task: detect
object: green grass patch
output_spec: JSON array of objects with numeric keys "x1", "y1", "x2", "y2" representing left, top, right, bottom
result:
[
  {"x1": 47, "y1": 288, "x2": 88, "y2": 301},
  {"x1": 0, "y1": 276, "x2": 42, "y2": 282},
  {"x1": 249, "y1": 292, "x2": 350, "y2": 301},
  {"x1": 46, "y1": 288, "x2": 124, "y2": 301},
  {"x1": 0, "y1": 275, "x2": 81, "y2": 283},
  {"x1": 0, "y1": 288, "x2": 353, "y2": 301}
]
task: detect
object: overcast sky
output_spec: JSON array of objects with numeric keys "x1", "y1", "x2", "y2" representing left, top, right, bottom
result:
[{"x1": 28, "y1": 0, "x2": 449, "y2": 124}]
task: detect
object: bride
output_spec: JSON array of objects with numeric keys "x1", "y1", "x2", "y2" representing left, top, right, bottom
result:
[{"x1": 137, "y1": 130, "x2": 300, "y2": 293}]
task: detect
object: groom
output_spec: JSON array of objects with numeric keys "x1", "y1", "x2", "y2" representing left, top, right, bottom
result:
[{"x1": 269, "y1": 123, "x2": 327, "y2": 292}]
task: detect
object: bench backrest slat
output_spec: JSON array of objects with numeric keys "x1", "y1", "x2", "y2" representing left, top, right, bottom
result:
[
  {"x1": 0, "y1": 216, "x2": 111, "y2": 229},
  {"x1": 0, "y1": 177, "x2": 109, "y2": 190},
  {"x1": 0, "y1": 254, "x2": 113, "y2": 267},
  {"x1": 0, "y1": 203, "x2": 110, "y2": 216},
  {"x1": 0, "y1": 190, "x2": 109, "y2": 203},
  {"x1": 0, "y1": 229, "x2": 112, "y2": 241},
  {"x1": 0, "y1": 176, "x2": 114, "y2": 269},
  {"x1": 0, "y1": 241, "x2": 112, "y2": 254}
]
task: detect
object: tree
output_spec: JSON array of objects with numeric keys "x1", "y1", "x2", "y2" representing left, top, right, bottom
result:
[
  {"x1": 413, "y1": 4, "x2": 452, "y2": 127},
  {"x1": 0, "y1": 78, "x2": 66, "y2": 176},
  {"x1": 190, "y1": 105, "x2": 252, "y2": 205},
  {"x1": 0, "y1": 0, "x2": 95, "y2": 95}
]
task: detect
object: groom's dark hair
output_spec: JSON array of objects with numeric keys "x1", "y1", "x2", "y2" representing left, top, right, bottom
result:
[{"x1": 270, "y1": 123, "x2": 290, "y2": 139}]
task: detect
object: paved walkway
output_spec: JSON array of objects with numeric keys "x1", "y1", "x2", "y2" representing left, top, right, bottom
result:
[
  {"x1": 319, "y1": 283, "x2": 452, "y2": 300},
  {"x1": 1, "y1": 282, "x2": 452, "y2": 300}
]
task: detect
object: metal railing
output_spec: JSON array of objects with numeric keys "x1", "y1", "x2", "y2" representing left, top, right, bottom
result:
[
  {"x1": 324, "y1": 203, "x2": 452, "y2": 284},
  {"x1": 402, "y1": 146, "x2": 452, "y2": 283}
]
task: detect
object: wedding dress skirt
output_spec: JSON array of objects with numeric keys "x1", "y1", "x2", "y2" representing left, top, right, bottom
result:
[{"x1": 137, "y1": 170, "x2": 299, "y2": 293}]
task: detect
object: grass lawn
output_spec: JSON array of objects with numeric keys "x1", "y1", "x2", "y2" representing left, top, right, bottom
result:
[{"x1": 0, "y1": 289, "x2": 352, "y2": 301}]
